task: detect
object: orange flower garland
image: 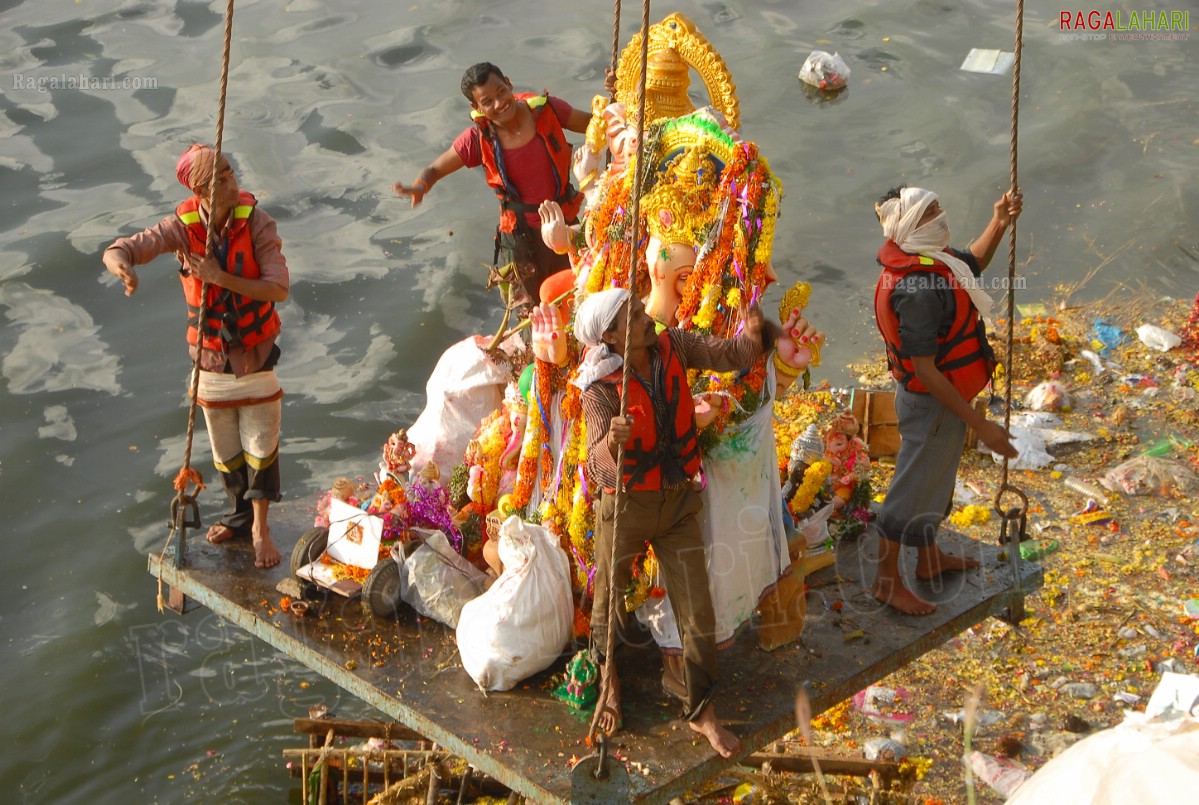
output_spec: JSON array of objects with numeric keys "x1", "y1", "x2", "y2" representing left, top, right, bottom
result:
[{"x1": 511, "y1": 359, "x2": 560, "y2": 511}]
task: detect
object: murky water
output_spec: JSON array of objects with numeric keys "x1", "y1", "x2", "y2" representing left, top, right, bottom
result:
[{"x1": 1, "y1": 0, "x2": 1194, "y2": 800}]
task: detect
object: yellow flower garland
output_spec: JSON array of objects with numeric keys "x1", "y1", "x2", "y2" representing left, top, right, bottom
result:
[{"x1": 789, "y1": 460, "x2": 832, "y2": 514}]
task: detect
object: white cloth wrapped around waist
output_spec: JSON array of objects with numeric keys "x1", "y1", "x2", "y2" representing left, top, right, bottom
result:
[{"x1": 196, "y1": 368, "x2": 283, "y2": 409}]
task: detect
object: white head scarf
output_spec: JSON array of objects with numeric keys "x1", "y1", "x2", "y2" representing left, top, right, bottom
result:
[
  {"x1": 876, "y1": 187, "x2": 994, "y2": 318},
  {"x1": 571, "y1": 288, "x2": 631, "y2": 390}
]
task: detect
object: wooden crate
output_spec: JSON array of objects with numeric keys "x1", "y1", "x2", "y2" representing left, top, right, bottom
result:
[
  {"x1": 849, "y1": 389, "x2": 901, "y2": 458},
  {"x1": 852, "y1": 389, "x2": 988, "y2": 458}
]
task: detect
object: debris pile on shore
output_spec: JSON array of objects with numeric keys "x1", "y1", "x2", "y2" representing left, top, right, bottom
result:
[{"x1": 706, "y1": 292, "x2": 1199, "y2": 803}]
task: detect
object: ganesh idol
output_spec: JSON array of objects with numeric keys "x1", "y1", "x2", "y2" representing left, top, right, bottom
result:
[{"x1": 534, "y1": 12, "x2": 826, "y2": 654}]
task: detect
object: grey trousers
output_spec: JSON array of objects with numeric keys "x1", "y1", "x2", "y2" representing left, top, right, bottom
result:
[{"x1": 876, "y1": 385, "x2": 967, "y2": 548}]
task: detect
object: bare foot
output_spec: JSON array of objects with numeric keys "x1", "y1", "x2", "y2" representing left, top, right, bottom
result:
[
  {"x1": 872, "y1": 575, "x2": 937, "y2": 616},
  {"x1": 252, "y1": 524, "x2": 281, "y2": 569},
  {"x1": 206, "y1": 524, "x2": 236, "y2": 544},
  {"x1": 915, "y1": 546, "x2": 980, "y2": 580},
  {"x1": 689, "y1": 702, "x2": 741, "y2": 758},
  {"x1": 595, "y1": 667, "x2": 622, "y2": 735}
]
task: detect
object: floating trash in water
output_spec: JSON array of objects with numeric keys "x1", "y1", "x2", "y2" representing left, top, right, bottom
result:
[{"x1": 959, "y1": 48, "x2": 1014, "y2": 74}]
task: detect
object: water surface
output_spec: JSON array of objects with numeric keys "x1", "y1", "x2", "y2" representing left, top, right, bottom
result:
[{"x1": 1, "y1": 0, "x2": 1194, "y2": 800}]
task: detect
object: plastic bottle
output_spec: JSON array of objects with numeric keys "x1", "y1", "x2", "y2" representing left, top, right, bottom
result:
[
  {"x1": 1063, "y1": 476, "x2": 1108, "y2": 504},
  {"x1": 1141, "y1": 434, "x2": 1195, "y2": 458}
]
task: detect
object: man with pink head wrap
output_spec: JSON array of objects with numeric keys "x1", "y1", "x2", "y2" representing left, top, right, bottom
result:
[{"x1": 102, "y1": 144, "x2": 290, "y2": 569}]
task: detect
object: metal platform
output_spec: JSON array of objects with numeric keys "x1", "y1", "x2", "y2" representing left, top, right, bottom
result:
[{"x1": 148, "y1": 504, "x2": 1041, "y2": 804}]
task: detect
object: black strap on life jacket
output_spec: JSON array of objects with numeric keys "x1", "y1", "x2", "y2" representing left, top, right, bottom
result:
[{"x1": 620, "y1": 351, "x2": 697, "y2": 489}]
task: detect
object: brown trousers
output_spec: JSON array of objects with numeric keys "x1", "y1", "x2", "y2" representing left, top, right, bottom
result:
[
  {"x1": 496, "y1": 222, "x2": 571, "y2": 302},
  {"x1": 592, "y1": 485, "x2": 717, "y2": 721}
]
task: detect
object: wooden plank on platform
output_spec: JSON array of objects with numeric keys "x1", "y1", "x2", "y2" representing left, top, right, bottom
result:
[
  {"x1": 147, "y1": 502, "x2": 1040, "y2": 805},
  {"x1": 293, "y1": 716, "x2": 425, "y2": 743},
  {"x1": 750, "y1": 748, "x2": 902, "y2": 783}
]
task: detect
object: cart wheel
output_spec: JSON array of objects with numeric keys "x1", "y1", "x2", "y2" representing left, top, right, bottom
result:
[
  {"x1": 362, "y1": 558, "x2": 402, "y2": 618},
  {"x1": 290, "y1": 527, "x2": 329, "y2": 577}
]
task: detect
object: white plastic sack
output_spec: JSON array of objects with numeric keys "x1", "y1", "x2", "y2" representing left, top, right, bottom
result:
[
  {"x1": 1007, "y1": 673, "x2": 1199, "y2": 804},
  {"x1": 397, "y1": 528, "x2": 489, "y2": 629},
  {"x1": 407, "y1": 333, "x2": 524, "y2": 474},
  {"x1": 455, "y1": 516, "x2": 573, "y2": 691}
]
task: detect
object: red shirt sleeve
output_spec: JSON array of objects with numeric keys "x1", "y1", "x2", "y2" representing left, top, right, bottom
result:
[
  {"x1": 453, "y1": 125, "x2": 482, "y2": 168},
  {"x1": 547, "y1": 95, "x2": 574, "y2": 127}
]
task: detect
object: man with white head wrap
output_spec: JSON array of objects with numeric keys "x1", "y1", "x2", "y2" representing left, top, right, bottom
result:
[
  {"x1": 869, "y1": 185, "x2": 1022, "y2": 615},
  {"x1": 576, "y1": 287, "x2": 777, "y2": 758}
]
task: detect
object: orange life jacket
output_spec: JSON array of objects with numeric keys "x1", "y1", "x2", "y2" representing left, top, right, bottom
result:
[
  {"x1": 873, "y1": 240, "x2": 995, "y2": 401},
  {"x1": 472, "y1": 92, "x2": 583, "y2": 233},
  {"x1": 603, "y1": 332, "x2": 702, "y2": 491},
  {"x1": 176, "y1": 191, "x2": 280, "y2": 355}
]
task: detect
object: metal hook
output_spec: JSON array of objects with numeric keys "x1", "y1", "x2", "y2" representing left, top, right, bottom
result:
[
  {"x1": 993, "y1": 483, "x2": 1029, "y2": 544},
  {"x1": 170, "y1": 493, "x2": 201, "y2": 531},
  {"x1": 592, "y1": 733, "x2": 610, "y2": 781}
]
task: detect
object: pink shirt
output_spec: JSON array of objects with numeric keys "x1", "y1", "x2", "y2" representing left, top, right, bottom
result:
[
  {"x1": 106, "y1": 203, "x2": 289, "y2": 376},
  {"x1": 453, "y1": 96, "x2": 575, "y2": 228}
]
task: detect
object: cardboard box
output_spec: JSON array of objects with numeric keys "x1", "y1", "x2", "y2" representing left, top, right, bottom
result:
[{"x1": 849, "y1": 389, "x2": 901, "y2": 458}]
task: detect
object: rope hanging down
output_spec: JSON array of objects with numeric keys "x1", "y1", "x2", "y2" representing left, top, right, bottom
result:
[
  {"x1": 588, "y1": 0, "x2": 651, "y2": 747},
  {"x1": 993, "y1": 0, "x2": 1028, "y2": 614},
  {"x1": 609, "y1": 0, "x2": 622, "y2": 100},
  {"x1": 158, "y1": 0, "x2": 237, "y2": 611},
  {"x1": 994, "y1": 0, "x2": 1025, "y2": 519}
]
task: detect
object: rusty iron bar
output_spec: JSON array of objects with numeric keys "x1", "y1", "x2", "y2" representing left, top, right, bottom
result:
[{"x1": 998, "y1": 503, "x2": 1029, "y2": 625}]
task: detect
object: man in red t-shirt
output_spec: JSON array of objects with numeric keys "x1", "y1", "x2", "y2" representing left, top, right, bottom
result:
[{"x1": 394, "y1": 62, "x2": 592, "y2": 302}]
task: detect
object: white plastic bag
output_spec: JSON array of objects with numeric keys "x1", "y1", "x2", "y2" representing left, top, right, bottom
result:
[
  {"x1": 1101, "y1": 455, "x2": 1199, "y2": 497},
  {"x1": 798, "y1": 502, "x2": 837, "y2": 552},
  {"x1": 1025, "y1": 380, "x2": 1072, "y2": 411},
  {"x1": 455, "y1": 516, "x2": 573, "y2": 692},
  {"x1": 979, "y1": 425, "x2": 1054, "y2": 469},
  {"x1": 1136, "y1": 324, "x2": 1181, "y2": 352},
  {"x1": 798, "y1": 50, "x2": 850, "y2": 90},
  {"x1": 397, "y1": 528, "x2": 489, "y2": 629}
]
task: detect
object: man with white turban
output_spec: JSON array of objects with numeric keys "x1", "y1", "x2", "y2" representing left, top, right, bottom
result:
[
  {"x1": 576, "y1": 287, "x2": 778, "y2": 758},
  {"x1": 870, "y1": 185, "x2": 1021, "y2": 614},
  {"x1": 102, "y1": 144, "x2": 289, "y2": 569}
]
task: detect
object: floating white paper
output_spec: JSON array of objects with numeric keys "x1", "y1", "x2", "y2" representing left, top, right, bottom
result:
[{"x1": 960, "y1": 48, "x2": 1015, "y2": 75}]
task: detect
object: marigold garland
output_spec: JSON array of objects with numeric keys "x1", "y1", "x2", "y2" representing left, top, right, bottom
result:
[
  {"x1": 511, "y1": 359, "x2": 559, "y2": 512},
  {"x1": 474, "y1": 410, "x2": 508, "y2": 511},
  {"x1": 790, "y1": 460, "x2": 832, "y2": 515}
]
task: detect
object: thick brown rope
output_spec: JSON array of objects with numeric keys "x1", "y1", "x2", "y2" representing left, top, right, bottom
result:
[
  {"x1": 609, "y1": 0, "x2": 622, "y2": 99},
  {"x1": 158, "y1": 0, "x2": 237, "y2": 610},
  {"x1": 995, "y1": 0, "x2": 1024, "y2": 511},
  {"x1": 589, "y1": 0, "x2": 651, "y2": 746}
]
